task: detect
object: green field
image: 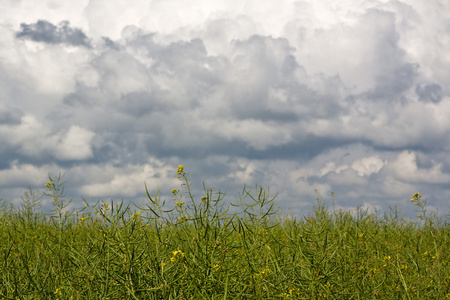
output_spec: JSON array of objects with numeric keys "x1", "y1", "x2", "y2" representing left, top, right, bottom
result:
[{"x1": 0, "y1": 166, "x2": 448, "y2": 299}]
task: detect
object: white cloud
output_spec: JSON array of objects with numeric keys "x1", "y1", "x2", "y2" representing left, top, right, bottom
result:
[
  {"x1": 80, "y1": 158, "x2": 177, "y2": 197},
  {"x1": 217, "y1": 119, "x2": 292, "y2": 151},
  {"x1": 351, "y1": 156, "x2": 385, "y2": 176},
  {"x1": 389, "y1": 151, "x2": 450, "y2": 184},
  {"x1": 0, "y1": 160, "x2": 49, "y2": 187},
  {"x1": 53, "y1": 125, "x2": 95, "y2": 160},
  {"x1": 0, "y1": 115, "x2": 94, "y2": 161},
  {"x1": 0, "y1": 114, "x2": 50, "y2": 157}
]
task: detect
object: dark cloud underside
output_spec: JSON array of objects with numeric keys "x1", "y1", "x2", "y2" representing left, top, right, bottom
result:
[{"x1": 16, "y1": 20, "x2": 91, "y2": 47}]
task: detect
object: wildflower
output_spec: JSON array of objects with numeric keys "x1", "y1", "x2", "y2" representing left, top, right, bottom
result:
[
  {"x1": 173, "y1": 250, "x2": 184, "y2": 257},
  {"x1": 45, "y1": 181, "x2": 55, "y2": 191},
  {"x1": 172, "y1": 189, "x2": 178, "y2": 195},
  {"x1": 254, "y1": 269, "x2": 270, "y2": 279},
  {"x1": 289, "y1": 288, "x2": 300, "y2": 295},
  {"x1": 79, "y1": 217, "x2": 86, "y2": 222},
  {"x1": 45, "y1": 181, "x2": 54, "y2": 188},
  {"x1": 170, "y1": 250, "x2": 185, "y2": 262},
  {"x1": 176, "y1": 165, "x2": 184, "y2": 175},
  {"x1": 213, "y1": 263, "x2": 220, "y2": 271}
]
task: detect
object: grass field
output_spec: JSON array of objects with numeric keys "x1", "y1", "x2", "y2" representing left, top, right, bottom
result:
[{"x1": 0, "y1": 165, "x2": 448, "y2": 299}]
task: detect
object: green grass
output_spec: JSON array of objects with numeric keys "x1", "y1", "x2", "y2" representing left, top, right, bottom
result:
[{"x1": 0, "y1": 166, "x2": 448, "y2": 299}]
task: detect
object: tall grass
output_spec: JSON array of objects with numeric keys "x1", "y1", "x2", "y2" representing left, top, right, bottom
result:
[{"x1": 0, "y1": 166, "x2": 448, "y2": 299}]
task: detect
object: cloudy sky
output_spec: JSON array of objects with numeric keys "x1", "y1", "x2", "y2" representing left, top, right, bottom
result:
[{"x1": 1, "y1": 0, "x2": 449, "y2": 218}]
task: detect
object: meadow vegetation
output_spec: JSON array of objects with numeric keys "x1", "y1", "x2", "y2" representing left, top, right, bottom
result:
[{"x1": 0, "y1": 165, "x2": 448, "y2": 299}]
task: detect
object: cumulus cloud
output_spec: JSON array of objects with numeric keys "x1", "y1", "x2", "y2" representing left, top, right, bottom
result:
[
  {"x1": 53, "y1": 125, "x2": 95, "y2": 160},
  {"x1": 0, "y1": 116, "x2": 94, "y2": 161},
  {"x1": 389, "y1": 151, "x2": 450, "y2": 184},
  {"x1": 0, "y1": 161, "x2": 46, "y2": 187},
  {"x1": 79, "y1": 158, "x2": 177, "y2": 198},
  {"x1": 351, "y1": 156, "x2": 385, "y2": 177},
  {"x1": 0, "y1": 0, "x2": 449, "y2": 217}
]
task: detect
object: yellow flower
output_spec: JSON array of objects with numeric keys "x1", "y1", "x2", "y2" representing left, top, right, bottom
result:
[
  {"x1": 172, "y1": 250, "x2": 184, "y2": 257},
  {"x1": 170, "y1": 250, "x2": 185, "y2": 262},
  {"x1": 45, "y1": 181, "x2": 54, "y2": 188},
  {"x1": 176, "y1": 165, "x2": 184, "y2": 175},
  {"x1": 132, "y1": 211, "x2": 141, "y2": 218},
  {"x1": 254, "y1": 268, "x2": 270, "y2": 279}
]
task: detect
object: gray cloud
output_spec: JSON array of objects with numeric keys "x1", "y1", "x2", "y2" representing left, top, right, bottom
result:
[
  {"x1": 16, "y1": 20, "x2": 91, "y2": 47},
  {"x1": 415, "y1": 83, "x2": 443, "y2": 103},
  {"x1": 0, "y1": 107, "x2": 23, "y2": 125}
]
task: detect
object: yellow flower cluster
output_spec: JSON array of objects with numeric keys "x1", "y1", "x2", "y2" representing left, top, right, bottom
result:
[
  {"x1": 254, "y1": 268, "x2": 270, "y2": 279},
  {"x1": 45, "y1": 181, "x2": 54, "y2": 188},
  {"x1": 170, "y1": 250, "x2": 185, "y2": 262},
  {"x1": 280, "y1": 288, "x2": 301, "y2": 298},
  {"x1": 45, "y1": 181, "x2": 54, "y2": 191},
  {"x1": 176, "y1": 165, "x2": 184, "y2": 175},
  {"x1": 410, "y1": 192, "x2": 426, "y2": 206}
]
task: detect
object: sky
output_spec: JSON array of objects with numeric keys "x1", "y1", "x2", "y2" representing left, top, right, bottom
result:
[{"x1": 0, "y1": 0, "x2": 449, "y2": 219}]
